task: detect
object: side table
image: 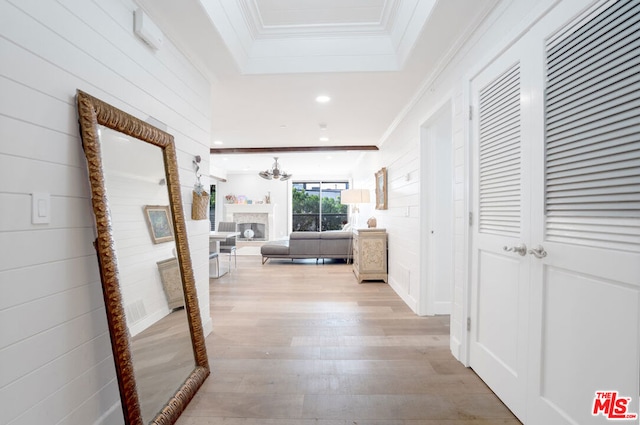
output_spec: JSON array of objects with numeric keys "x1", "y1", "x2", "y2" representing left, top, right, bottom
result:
[{"x1": 352, "y1": 228, "x2": 387, "y2": 283}]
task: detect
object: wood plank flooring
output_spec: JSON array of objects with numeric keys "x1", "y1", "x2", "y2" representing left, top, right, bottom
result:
[
  {"x1": 130, "y1": 307, "x2": 194, "y2": 423},
  {"x1": 177, "y1": 255, "x2": 521, "y2": 424}
]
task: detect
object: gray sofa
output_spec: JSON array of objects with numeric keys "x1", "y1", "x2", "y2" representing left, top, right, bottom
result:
[{"x1": 260, "y1": 231, "x2": 352, "y2": 264}]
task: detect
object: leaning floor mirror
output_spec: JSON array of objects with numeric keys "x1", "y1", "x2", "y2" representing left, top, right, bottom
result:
[{"x1": 76, "y1": 90, "x2": 209, "y2": 425}]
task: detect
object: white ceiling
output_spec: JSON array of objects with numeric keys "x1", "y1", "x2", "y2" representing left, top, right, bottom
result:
[
  {"x1": 201, "y1": 0, "x2": 436, "y2": 74},
  {"x1": 135, "y1": 0, "x2": 498, "y2": 177}
]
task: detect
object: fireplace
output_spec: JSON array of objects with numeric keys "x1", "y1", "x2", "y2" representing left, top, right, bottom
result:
[
  {"x1": 233, "y1": 213, "x2": 268, "y2": 240},
  {"x1": 238, "y1": 223, "x2": 266, "y2": 241},
  {"x1": 225, "y1": 204, "x2": 276, "y2": 241}
]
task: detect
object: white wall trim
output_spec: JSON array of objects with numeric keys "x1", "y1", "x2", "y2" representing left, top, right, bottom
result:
[
  {"x1": 459, "y1": 78, "x2": 473, "y2": 367},
  {"x1": 388, "y1": 277, "x2": 418, "y2": 313}
]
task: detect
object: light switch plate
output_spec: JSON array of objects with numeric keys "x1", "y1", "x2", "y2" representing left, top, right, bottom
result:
[{"x1": 32, "y1": 192, "x2": 51, "y2": 224}]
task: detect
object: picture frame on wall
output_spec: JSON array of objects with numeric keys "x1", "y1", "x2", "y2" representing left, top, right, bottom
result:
[
  {"x1": 143, "y1": 205, "x2": 174, "y2": 244},
  {"x1": 375, "y1": 167, "x2": 388, "y2": 210}
]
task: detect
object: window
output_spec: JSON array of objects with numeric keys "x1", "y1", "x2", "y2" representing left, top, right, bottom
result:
[{"x1": 292, "y1": 181, "x2": 349, "y2": 231}]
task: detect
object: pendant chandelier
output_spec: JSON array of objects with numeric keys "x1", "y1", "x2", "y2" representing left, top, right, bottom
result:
[{"x1": 258, "y1": 157, "x2": 292, "y2": 181}]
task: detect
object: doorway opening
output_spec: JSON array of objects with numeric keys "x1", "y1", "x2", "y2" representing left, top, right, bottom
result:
[{"x1": 419, "y1": 101, "x2": 454, "y2": 316}]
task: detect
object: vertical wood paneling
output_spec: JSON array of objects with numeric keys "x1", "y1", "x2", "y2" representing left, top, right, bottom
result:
[{"x1": 0, "y1": 0, "x2": 211, "y2": 424}]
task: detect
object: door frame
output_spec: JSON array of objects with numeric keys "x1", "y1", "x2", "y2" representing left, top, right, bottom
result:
[{"x1": 419, "y1": 99, "x2": 454, "y2": 317}]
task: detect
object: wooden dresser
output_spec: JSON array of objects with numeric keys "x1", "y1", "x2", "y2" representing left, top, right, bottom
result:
[{"x1": 352, "y1": 228, "x2": 387, "y2": 283}]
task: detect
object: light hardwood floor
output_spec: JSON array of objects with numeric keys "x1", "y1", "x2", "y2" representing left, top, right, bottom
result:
[
  {"x1": 130, "y1": 307, "x2": 194, "y2": 423},
  {"x1": 177, "y1": 254, "x2": 521, "y2": 424}
]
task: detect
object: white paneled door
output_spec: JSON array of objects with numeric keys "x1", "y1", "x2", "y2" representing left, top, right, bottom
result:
[
  {"x1": 528, "y1": 1, "x2": 640, "y2": 424},
  {"x1": 471, "y1": 1, "x2": 640, "y2": 424},
  {"x1": 470, "y1": 37, "x2": 532, "y2": 422}
]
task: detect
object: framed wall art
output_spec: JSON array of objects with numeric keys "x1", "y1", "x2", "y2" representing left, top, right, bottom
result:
[
  {"x1": 375, "y1": 167, "x2": 388, "y2": 210},
  {"x1": 144, "y1": 205, "x2": 174, "y2": 243}
]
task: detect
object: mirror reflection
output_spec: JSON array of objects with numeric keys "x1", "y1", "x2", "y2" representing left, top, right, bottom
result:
[
  {"x1": 77, "y1": 90, "x2": 208, "y2": 425},
  {"x1": 99, "y1": 125, "x2": 195, "y2": 423}
]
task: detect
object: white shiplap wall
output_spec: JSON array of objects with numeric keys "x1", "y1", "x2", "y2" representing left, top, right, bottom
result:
[{"x1": 0, "y1": 0, "x2": 212, "y2": 424}]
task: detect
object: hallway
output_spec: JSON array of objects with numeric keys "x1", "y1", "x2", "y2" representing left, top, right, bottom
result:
[{"x1": 177, "y1": 255, "x2": 520, "y2": 424}]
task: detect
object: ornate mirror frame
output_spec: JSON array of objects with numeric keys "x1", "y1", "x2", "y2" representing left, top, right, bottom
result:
[{"x1": 76, "y1": 90, "x2": 209, "y2": 425}]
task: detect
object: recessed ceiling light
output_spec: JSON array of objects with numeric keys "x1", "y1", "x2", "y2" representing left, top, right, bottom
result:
[
  {"x1": 213, "y1": 140, "x2": 223, "y2": 145},
  {"x1": 319, "y1": 136, "x2": 329, "y2": 142},
  {"x1": 315, "y1": 95, "x2": 331, "y2": 103}
]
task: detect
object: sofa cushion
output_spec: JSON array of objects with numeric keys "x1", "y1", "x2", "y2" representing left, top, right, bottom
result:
[
  {"x1": 289, "y1": 238, "x2": 320, "y2": 255},
  {"x1": 260, "y1": 240, "x2": 290, "y2": 256},
  {"x1": 261, "y1": 231, "x2": 352, "y2": 262},
  {"x1": 320, "y1": 232, "x2": 352, "y2": 258},
  {"x1": 290, "y1": 231, "x2": 321, "y2": 239},
  {"x1": 320, "y1": 231, "x2": 352, "y2": 240}
]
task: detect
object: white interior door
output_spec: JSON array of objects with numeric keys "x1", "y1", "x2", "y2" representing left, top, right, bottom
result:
[
  {"x1": 469, "y1": 1, "x2": 640, "y2": 424},
  {"x1": 526, "y1": 1, "x2": 640, "y2": 423},
  {"x1": 469, "y1": 38, "x2": 532, "y2": 422}
]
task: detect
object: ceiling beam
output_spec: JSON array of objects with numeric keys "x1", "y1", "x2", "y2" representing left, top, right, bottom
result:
[{"x1": 210, "y1": 145, "x2": 379, "y2": 154}]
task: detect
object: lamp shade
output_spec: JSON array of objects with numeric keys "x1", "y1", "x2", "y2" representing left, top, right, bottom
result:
[{"x1": 341, "y1": 189, "x2": 370, "y2": 204}]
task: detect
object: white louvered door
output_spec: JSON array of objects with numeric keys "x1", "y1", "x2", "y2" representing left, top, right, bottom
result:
[
  {"x1": 527, "y1": 1, "x2": 640, "y2": 423},
  {"x1": 469, "y1": 37, "x2": 532, "y2": 423},
  {"x1": 470, "y1": 1, "x2": 640, "y2": 424}
]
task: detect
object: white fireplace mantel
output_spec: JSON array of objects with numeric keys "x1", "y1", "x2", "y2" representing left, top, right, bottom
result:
[
  {"x1": 224, "y1": 203, "x2": 276, "y2": 241},
  {"x1": 225, "y1": 203, "x2": 275, "y2": 215}
]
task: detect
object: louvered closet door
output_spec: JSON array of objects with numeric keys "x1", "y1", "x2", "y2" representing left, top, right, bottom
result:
[
  {"x1": 527, "y1": 1, "x2": 640, "y2": 423},
  {"x1": 469, "y1": 37, "x2": 532, "y2": 423}
]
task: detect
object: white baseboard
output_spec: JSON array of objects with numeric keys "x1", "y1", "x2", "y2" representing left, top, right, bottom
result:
[
  {"x1": 450, "y1": 335, "x2": 467, "y2": 366},
  {"x1": 450, "y1": 335, "x2": 460, "y2": 358},
  {"x1": 387, "y1": 278, "x2": 418, "y2": 314},
  {"x1": 128, "y1": 309, "x2": 168, "y2": 337}
]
